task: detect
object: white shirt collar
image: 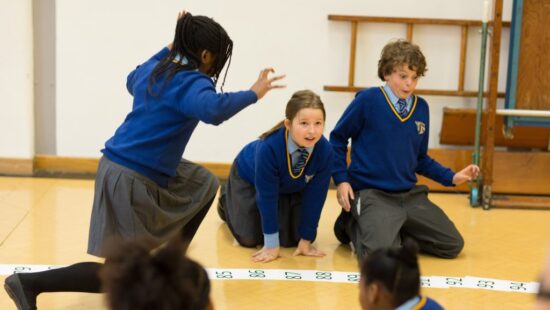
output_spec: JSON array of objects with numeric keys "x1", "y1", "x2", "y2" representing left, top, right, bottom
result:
[{"x1": 287, "y1": 132, "x2": 313, "y2": 154}]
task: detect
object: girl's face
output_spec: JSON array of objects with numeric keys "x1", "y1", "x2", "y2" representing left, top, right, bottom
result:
[
  {"x1": 384, "y1": 64, "x2": 419, "y2": 99},
  {"x1": 284, "y1": 108, "x2": 325, "y2": 148}
]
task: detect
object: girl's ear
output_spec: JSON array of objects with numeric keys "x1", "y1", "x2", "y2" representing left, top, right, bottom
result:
[
  {"x1": 284, "y1": 119, "x2": 291, "y2": 130},
  {"x1": 368, "y1": 282, "x2": 380, "y2": 303},
  {"x1": 206, "y1": 298, "x2": 214, "y2": 310},
  {"x1": 198, "y1": 50, "x2": 216, "y2": 75},
  {"x1": 200, "y1": 50, "x2": 214, "y2": 65}
]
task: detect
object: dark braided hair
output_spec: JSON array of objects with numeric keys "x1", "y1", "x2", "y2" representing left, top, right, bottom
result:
[
  {"x1": 100, "y1": 237, "x2": 211, "y2": 310},
  {"x1": 360, "y1": 239, "x2": 421, "y2": 308},
  {"x1": 148, "y1": 13, "x2": 233, "y2": 96}
]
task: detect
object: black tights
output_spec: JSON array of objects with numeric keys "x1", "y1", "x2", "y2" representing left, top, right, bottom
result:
[
  {"x1": 180, "y1": 195, "x2": 214, "y2": 251},
  {"x1": 19, "y1": 262, "x2": 103, "y2": 294},
  {"x1": 20, "y1": 196, "x2": 214, "y2": 296}
]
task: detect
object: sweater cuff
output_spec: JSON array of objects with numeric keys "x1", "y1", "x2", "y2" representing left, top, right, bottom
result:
[
  {"x1": 244, "y1": 90, "x2": 258, "y2": 104},
  {"x1": 299, "y1": 226, "x2": 316, "y2": 242},
  {"x1": 263, "y1": 232, "x2": 280, "y2": 248},
  {"x1": 332, "y1": 171, "x2": 349, "y2": 185},
  {"x1": 444, "y1": 170, "x2": 456, "y2": 187}
]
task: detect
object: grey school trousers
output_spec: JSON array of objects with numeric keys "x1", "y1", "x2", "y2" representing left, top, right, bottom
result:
[{"x1": 341, "y1": 185, "x2": 464, "y2": 261}]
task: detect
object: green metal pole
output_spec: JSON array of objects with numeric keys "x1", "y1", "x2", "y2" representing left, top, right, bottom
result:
[
  {"x1": 474, "y1": 22, "x2": 488, "y2": 167},
  {"x1": 470, "y1": 1, "x2": 491, "y2": 207}
]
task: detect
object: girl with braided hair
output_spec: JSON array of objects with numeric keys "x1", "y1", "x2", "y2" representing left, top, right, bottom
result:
[
  {"x1": 4, "y1": 10, "x2": 284, "y2": 310},
  {"x1": 359, "y1": 239, "x2": 443, "y2": 310}
]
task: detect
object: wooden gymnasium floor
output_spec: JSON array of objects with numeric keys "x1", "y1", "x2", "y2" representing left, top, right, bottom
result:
[{"x1": 0, "y1": 176, "x2": 549, "y2": 309}]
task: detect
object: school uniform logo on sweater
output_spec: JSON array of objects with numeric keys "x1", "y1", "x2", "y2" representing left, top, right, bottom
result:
[
  {"x1": 305, "y1": 174, "x2": 315, "y2": 183},
  {"x1": 415, "y1": 121, "x2": 426, "y2": 135}
]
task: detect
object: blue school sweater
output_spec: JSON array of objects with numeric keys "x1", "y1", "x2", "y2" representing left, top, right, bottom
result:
[
  {"x1": 102, "y1": 47, "x2": 258, "y2": 187},
  {"x1": 330, "y1": 87, "x2": 454, "y2": 192},
  {"x1": 396, "y1": 296, "x2": 444, "y2": 310},
  {"x1": 235, "y1": 127, "x2": 334, "y2": 241}
]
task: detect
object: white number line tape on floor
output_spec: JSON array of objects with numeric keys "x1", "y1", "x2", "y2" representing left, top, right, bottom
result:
[{"x1": 0, "y1": 265, "x2": 539, "y2": 294}]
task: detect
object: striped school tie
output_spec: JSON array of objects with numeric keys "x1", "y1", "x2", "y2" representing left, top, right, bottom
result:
[
  {"x1": 292, "y1": 148, "x2": 309, "y2": 175},
  {"x1": 397, "y1": 98, "x2": 408, "y2": 117}
]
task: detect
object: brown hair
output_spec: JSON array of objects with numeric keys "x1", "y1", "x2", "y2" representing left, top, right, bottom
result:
[
  {"x1": 100, "y1": 237, "x2": 211, "y2": 310},
  {"x1": 259, "y1": 90, "x2": 326, "y2": 139},
  {"x1": 377, "y1": 39, "x2": 427, "y2": 81}
]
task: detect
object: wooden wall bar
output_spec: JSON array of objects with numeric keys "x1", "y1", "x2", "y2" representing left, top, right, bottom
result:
[
  {"x1": 458, "y1": 25, "x2": 468, "y2": 92},
  {"x1": 348, "y1": 21, "x2": 358, "y2": 87},
  {"x1": 481, "y1": 0, "x2": 505, "y2": 190},
  {"x1": 323, "y1": 86, "x2": 505, "y2": 98},
  {"x1": 328, "y1": 15, "x2": 511, "y2": 27},
  {"x1": 325, "y1": 15, "x2": 510, "y2": 98}
]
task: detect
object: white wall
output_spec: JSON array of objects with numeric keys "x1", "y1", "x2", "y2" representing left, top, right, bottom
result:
[
  {"x1": 0, "y1": 0, "x2": 34, "y2": 158},
  {"x1": 53, "y1": 0, "x2": 512, "y2": 161}
]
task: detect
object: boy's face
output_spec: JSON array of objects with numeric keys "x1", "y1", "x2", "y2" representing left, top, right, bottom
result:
[{"x1": 384, "y1": 64, "x2": 419, "y2": 99}]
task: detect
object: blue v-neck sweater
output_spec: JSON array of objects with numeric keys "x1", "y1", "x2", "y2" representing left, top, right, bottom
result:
[
  {"x1": 102, "y1": 48, "x2": 257, "y2": 187},
  {"x1": 235, "y1": 127, "x2": 334, "y2": 241},
  {"x1": 330, "y1": 87, "x2": 454, "y2": 192}
]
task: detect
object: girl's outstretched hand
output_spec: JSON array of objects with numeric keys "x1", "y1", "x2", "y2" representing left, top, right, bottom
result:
[
  {"x1": 293, "y1": 239, "x2": 326, "y2": 258},
  {"x1": 177, "y1": 10, "x2": 187, "y2": 20},
  {"x1": 452, "y1": 164, "x2": 480, "y2": 185},
  {"x1": 252, "y1": 246, "x2": 280, "y2": 263},
  {"x1": 250, "y1": 68, "x2": 286, "y2": 100}
]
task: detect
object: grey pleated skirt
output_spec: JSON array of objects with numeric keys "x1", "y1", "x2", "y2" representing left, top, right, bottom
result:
[{"x1": 87, "y1": 156, "x2": 219, "y2": 257}]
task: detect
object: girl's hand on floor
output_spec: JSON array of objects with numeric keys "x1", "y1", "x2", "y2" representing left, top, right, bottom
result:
[
  {"x1": 293, "y1": 239, "x2": 326, "y2": 258},
  {"x1": 252, "y1": 246, "x2": 280, "y2": 263}
]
